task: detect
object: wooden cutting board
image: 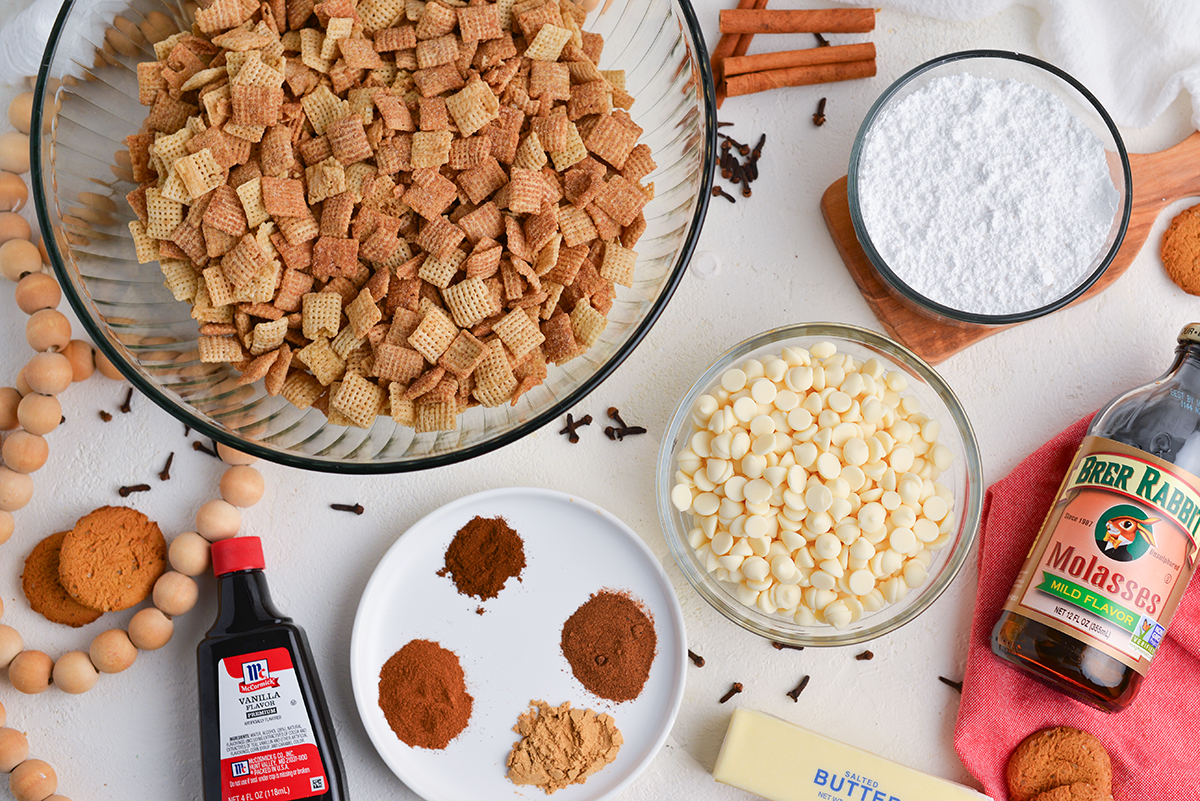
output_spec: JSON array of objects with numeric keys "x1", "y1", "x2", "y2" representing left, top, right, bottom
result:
[{"x1": 821, "y1": 131, "x2": 1200, "y2": 364}]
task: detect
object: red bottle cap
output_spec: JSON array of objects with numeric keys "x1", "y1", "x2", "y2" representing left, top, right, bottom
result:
[{"x1": 211, "y1": 536, "x2": 265, "y2": 576}]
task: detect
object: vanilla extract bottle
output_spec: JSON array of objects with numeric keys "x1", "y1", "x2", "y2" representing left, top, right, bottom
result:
[
  {"x1": 993, "y1": 323, "x2": 1200, "y2": 712},
  {"x1": 198, "y1": 537, "x2": 348, "y2": 800}
]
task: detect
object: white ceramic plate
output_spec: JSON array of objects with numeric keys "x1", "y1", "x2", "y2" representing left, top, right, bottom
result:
[{"x1": 350, "y1": 487, "x2": 688, "y2": 801}]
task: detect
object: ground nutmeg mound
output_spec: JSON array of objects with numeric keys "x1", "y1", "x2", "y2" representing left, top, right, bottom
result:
[
  {"x1": 437, "y1": 515, "x2": 527, "y2": 601},
  {"x1": 378, "y1": 639, "x2": 473, "y2": 750},
  {"x1": 560, "y1": 590, "x2": 656, "y2": 702},
  {"x1": 506, "y1": 699, "x2": 623, "y2": 794}
]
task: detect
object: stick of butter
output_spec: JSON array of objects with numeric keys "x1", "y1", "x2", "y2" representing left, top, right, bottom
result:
[{"x1": 712, "y1": 708, "x2": 993, "y2": 801}]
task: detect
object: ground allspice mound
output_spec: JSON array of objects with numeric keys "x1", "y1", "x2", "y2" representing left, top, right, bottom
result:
[
  {"x1": 506, "y1": 700, "x2": 623, "y2": 794},
  {"x1": 561, "y1": 590, "x2": 657, "y2": 702},
  {"x1": 437, "y1": 515, "x2": 526, "y2": 600},
  {"x1": 378, "y1": 639, "x2": 473, "y2": 750}
]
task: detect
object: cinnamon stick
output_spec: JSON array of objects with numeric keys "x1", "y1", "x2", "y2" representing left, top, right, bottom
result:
[
  {"x1": 724, "y1": 58, "x2": 876, "y2": 97},
  {"x1": 723, "y1": 41, "x2": 875, "y2": 78},
  {"x1": 718, "y1": 8, "x2": 875, "y2": 34},
  {"x1": 712, "y1": 0, "x2": 769, "y2": 108}
]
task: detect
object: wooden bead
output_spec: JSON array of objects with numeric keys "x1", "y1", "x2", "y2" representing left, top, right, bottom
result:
[
  {"x1": 60, "y1": 340, "x2": 95, "y2": 382},
  {"x1": 35, "y1": 239, "x2": 47, "y2": 267},
  {"x1": 0, "y1": 626, "x2": 22, "y2": 669},
  {"x1": 196, "y1": 499, "x2": 241, "y2": 542},
  {"x1": 128, "y1": 608, "x2": 174, "y2": 650},
  {"x1": 90, "y1": 629, "x2": 137, "y2": 674},
  {"x1": 23, "y1": 353, "x2": 71, "y2": 396},
  {"x1": 25, "y1": 311, "x2": 71, "y2": 354},
  {"x1": 0, "y1": 133, "x2": 29, "y2": 175},
  {"x1": 94, "y1": 350, "x2": 123, "y2": 380},
  {"x1": 220, "y1": 465, "x2": 264, "y2": 507},
  {"x1": 51, "y1": 650, "x2": 98, "y2": 694},
  {"x1": 0, "y1": 728, "x2": 29, "y2": 772},
  {"x1": 169, "y1": 531, "x2": 211, "y2": 576},
  {"x1": 0, "y1": 468, "x2": 33, "y2": 513},
  {"x1": 153, "y1": 571, "x2": 199, "y2": 616},
  {"x1": 0, "y1": 388, "x2": 19, "y2": 430},
  {"x1": 0, "y1": 239, "x2": 37, "y2": 281},
  {"x1": 8, "y1": 650, "x2": 52, "y2": 694},
  {"x1": 0, "y1": 213, "x2": 31, "y2": 245},
  {"x1": 140, "y1": 10, "x2": 178, "y2": 42},
  {"x1": 2, "y1": 432, "x2": 47, "y2": 473},
  {"x1": 6, "y1": 94, "x2": 32, "y2": 134},
  {"x1": 0, "y1": 512, "x2": 11, "y2": 546},
  {"x1": 0, "y1": 700, "x2": 6, "y2": 728},
  {"x1": 217, "y1": 442, "x2": 258, "y2": 465},
  {"x1": 16, "y1": 394, "x2": 60, "y2": 436},
  {"x1": 13, "y1": 369, "x2": 30, "y2": 398},
  {"x1": 10, "y1": 759, "x2": 56, "y2": 801},
  {"x1": 14, "y1": 274, "x2": 59, "y2": 315},
  {"x1": 0, "y1": 173, "x2": 26, "y2": 214}
]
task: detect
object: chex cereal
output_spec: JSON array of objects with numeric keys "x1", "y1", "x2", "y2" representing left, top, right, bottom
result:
[{"x1": 127, "y1": 0, "x2": 654, "y2": 432}]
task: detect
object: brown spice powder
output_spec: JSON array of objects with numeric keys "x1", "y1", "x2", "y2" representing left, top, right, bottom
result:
[
  {"x1": 560, "y1": 590, "x2": 657, "y2": 703},
  {"x1": 506, "y1": 700, "x2": 623, "y2": 794},
  {"x1": 378, "y1": 639, "x2": 473, "y2": 750},
  {"x1": 437, "y1": 515, "x2": 526, "y2": 600}
]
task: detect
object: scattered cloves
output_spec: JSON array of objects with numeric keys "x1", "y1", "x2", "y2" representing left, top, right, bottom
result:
[
  {"x1": 118, "y1": 483, "x2": 151, "y2": 497},
  {"x1": 331, "y1": 502, "x2": 365, "y2": 515},
  {"x1": 559, "y1": 413, "x2": 593, "y2": 443},
  {"x1": 786, "y1": 675, "x2": 811, "y2": 701},
  {"x1": 119, "y1": 387, "x2": 133, "y2": 414},
  {"x1": 813, "y1": 97, "x2": 827, "y2": 127},
  {"x1": 158, "y1": 452, "x2": 174, "y2": 481},
  {"x1": 98, "y1": 410, "x2": 112, "y2": 422},
  {"x1": 719, "y1": 682, "x2": 744, "y2": 704},
  {"x1": 192, "y1": 440, "x2": 218, "y2": 458},
  {"x1": 938, "y1": 676, "x2": 964, "y2": 693},
  {"x1": 855, "y1": 650, "x2": 874, "y2": 661},
  {"x1": 719, "y1": 133, "x2": 750, "y2": 156},
  {"x1": 687, "y1": 649, "x2": 706, "y2": 667},
  {"x1": 604, "y1": 408, "x2": 647, "y2": 440}
]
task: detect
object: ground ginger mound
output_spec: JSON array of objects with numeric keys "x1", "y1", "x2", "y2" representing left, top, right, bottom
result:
[{"x1": 506, "y1": 700, "x2": 623, "y2": 794}]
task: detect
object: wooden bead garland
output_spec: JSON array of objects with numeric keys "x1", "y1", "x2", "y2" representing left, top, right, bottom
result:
[{"x1": 0, "y1": 110, "x2": 269, "y2": 799}]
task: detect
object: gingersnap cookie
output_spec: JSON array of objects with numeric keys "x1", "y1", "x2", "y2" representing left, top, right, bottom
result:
[
  {"x1": 58, "y1": 506, "x2": 167, "y2": 612},
  {"x1": 1033, "y1": 783, "x2": 1112, "y2": 801},
  {"x1": 1007, "y1": 727, "x2": 1113, "y2": 801},
  {"x1": 1160, "y1": 203, "x2": 1200, "y2": 295},
  {"x1": 22, "y1": 531, "x2": 103, "y2": 628}
]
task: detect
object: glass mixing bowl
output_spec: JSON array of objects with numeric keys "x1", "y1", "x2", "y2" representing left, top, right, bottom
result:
[
  {"x1": 847, "y1": 50, "x2": 1132, "y2": 327},
  {"x1": 31, "y1": 0, "x2": 714, "y2": 472},
  {"x1": 657, "y1": 323, "x2": 984, "y2": 646}
]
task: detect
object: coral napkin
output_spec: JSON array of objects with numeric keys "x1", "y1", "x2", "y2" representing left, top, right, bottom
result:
[
  {"x1": 954, "y1": 415, "x2": 1200, "y2": 800},
  {"x1": 835, "y1": 0, "x2": 1200, "y2": 131}
]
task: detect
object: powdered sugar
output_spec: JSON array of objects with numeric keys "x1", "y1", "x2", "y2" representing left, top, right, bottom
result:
[{"x1": 857, "y1": 73, "x2": 1121, "y2": 316}]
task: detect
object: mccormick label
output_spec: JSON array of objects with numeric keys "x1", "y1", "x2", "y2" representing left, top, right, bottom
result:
[
  {"x1": 217, "y1": 648, "x2": 328, "y2": 801},
  {"x1": 1004, "y1": 436, "x2": 1200, "y2": 674}
]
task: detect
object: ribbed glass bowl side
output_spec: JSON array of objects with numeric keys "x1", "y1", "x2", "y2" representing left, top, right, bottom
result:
[
  {"x1": 656, "y1": 323, "x2": 984, "y2": 646},
  {"x1": 33, "y1": 0, "x2": 714, "y2": 472}
]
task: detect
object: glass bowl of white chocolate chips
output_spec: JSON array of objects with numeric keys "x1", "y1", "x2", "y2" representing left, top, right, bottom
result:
[{"x1": 656, "y1": 322, "x2": 983, "y2": 646}]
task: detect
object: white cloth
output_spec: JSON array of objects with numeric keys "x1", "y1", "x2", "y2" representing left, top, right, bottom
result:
[{"x1": 837, "y1": 0, "x2": 1200, "y2": 130}]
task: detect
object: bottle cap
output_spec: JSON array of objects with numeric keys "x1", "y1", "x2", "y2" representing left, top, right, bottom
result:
[
  {"x1": 1180, "y1": 324, "x2": 1200, "y2": 345},
  {"x1": 211, "y1": 536, "x2": 265, "y2": 576}
]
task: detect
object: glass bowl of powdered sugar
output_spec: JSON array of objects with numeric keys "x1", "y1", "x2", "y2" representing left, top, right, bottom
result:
[{"x1": 847, "y1": 50, "x2": 1132, "y2": 325}]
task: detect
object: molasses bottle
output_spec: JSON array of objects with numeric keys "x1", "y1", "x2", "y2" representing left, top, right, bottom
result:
[
  {"x1": 198, "y1": 537, "x2": 348, "y2": 800},
  {"x1": 993, "y1": 323, "x2": 1200, "y2": 711}
]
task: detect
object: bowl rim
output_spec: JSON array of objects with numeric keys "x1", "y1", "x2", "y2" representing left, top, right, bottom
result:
[
  {"x1": 30, "y1": 0, "x2": 718, "y2": 474},
  {"x1": 655, "y1": 321, "x2": 985, "y2": 646},
  {"x1": 846, "y1": 49, "x2": 1133, "y2": 326}
]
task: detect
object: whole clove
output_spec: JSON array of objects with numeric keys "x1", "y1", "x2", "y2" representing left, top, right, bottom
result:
[
  {"x1": 712, "y1": 186, "x2": 737, "y2": 203},
  {"x1": 750, "y1": 133, "x2": 765, "y2": 160},
  {"x1": 938, "y1": 676, "x2": 964, "y2": 693},
  {"x1": 741, "y1": 178, "x2": 752, "y2": 198},
  {"x1": 158, "y1": 452, "x2": 174, "y2": 481},
  {"x1": 717, "y1": 121, "x2": 734, "y2": 128},
  {"x1": 558, "y1": 413, "x2": 593, "y2": 443},
  {"x1": 771, "y1": 642, "x2": 805, "y2": 651},
  {"x1": 855, "y1": 650, "x2": 874, "y2": 661},
  {"x1": 786, "y1": 675, "x2": 811, "y2": 701},
  {"x1": 813, "y1": 97, "x2": 827, "y2": 127},
  {"x1": 719, "y1": 133, "x2": 750, "y2": 156},
  {"x1": 192, "y1": 440, "x2": 218, "y2": 458},
  {"x1": 119, "y1": 387, "x2": 133, "y2": 413},
  {"x1": 815, "y1": 32, "x2": 830, "y2": 47},
  {"x1": 118, "y1": 483, "x2": 151, "y2": 497},
  {"x1": 183, "y1": 424, "x2": 191, "y2": 437},
  {"x1": 719, "y1": 682, "x2": 744, "y2": 704},
  {"x1": 98, "y1": 410, "x2": 113, "y2": 422},
  {"x1": 687, "y1": 649, "x2": 706, "y2": 668},
  {"x1": 330, "y1": 502, "x2": 365, "y2": 515}
]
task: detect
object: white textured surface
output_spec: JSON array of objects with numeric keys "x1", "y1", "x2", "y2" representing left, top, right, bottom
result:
[{"x1": 0, "y1": 3, "x2": 1195, "y2": 801}]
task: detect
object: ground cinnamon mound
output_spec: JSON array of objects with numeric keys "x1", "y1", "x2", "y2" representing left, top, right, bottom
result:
[
  {"x1": 378, "y1": 639, "x2": 473, "y2": 750},
  {"x1": 437, "y1": 515, "x2": 526, "y2": 600},
  {"x1": 560, "y1": 590, "x2": 657, "y2": 703}
]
